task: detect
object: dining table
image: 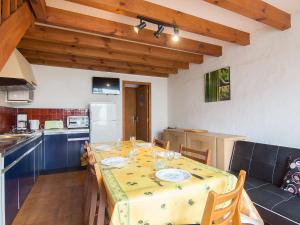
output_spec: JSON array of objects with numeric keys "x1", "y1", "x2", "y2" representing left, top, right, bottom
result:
[{"x1": 91, "y1": 141, "x2": 263, "y2": 225}]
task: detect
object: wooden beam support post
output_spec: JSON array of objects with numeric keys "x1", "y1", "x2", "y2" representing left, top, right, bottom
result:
[
  {"x1": 0, "y1": 2, "x2": 34, "y2": 70},
  {"x1": 28, "y1": 0, "x2": 47, "y2": 21}
]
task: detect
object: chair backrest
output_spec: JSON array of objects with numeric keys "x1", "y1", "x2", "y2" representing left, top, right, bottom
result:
[
  {"x1": 201, "y1": 170, "x2": 246, "y2": 225},
  {"x1": 179, "y1": 144, "x2": 211, "y2": 165},
  {"x1": 87, "y1": 152, "x2": 106, "y2": 225},
  {"x1": 153, "y1": 138, "x2": 170, "y2": 150}
]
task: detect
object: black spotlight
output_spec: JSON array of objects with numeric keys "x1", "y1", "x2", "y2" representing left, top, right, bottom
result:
[
  {"x1": 134, "y1": 20, "x2": 146, "y2": 33},
  {"x1": 154, "y1": 25, "x2": 164, "y2": 38}
]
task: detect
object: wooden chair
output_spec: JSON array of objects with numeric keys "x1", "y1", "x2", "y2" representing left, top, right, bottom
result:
[
  {"x1": 84, "y1": 150, "x2": 107, "y2": 225},
  {"x1": 179, "y1": 145, "x2": 211, "y2": 165},
  {"x1": 201, "y1": 170, "x2": 247, "y2": 225},
  {"x1": 153, "y1": 138, "x2": 170, "y2": 150}
]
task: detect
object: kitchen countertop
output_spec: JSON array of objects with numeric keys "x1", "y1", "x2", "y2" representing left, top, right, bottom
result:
[
  {"x1": 0, "y1": 131, "x2": 43, "y2": 157},
  {"x1": 43, "y1": 128, "x2": 90, "y2": 135},
  {"x1": 0, "y1": 128, "x2": 89, "y2": 156}
]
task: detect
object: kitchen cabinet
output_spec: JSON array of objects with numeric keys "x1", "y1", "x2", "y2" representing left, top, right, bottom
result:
[
  {"x1": 67, "y1": 133, "x2": 90, "y2": 168},
  {"x1": 44, "y1": 134, "x2": 68, "y2": 171},
  {"x1": 43, "y1": 130, "x2": 89, "y2": 172},
  {"x1": 18, "y1": 147, "x2": 35, "y2": 207},
  {"x1": 4, "y1": 163, "x2": 19, "y2": 225},
  {"x1": 3, "y1": 135, "x2": 43, "y2": 225}
]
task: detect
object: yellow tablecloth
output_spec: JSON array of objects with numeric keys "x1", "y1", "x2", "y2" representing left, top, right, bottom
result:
[{"x1": 92, "y1": 141, "x2": 260, "y2": 225}]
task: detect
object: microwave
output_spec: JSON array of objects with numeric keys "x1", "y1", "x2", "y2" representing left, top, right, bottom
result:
[{"x1": 67, "y1": 116, "x2": 89, "y2": 129}]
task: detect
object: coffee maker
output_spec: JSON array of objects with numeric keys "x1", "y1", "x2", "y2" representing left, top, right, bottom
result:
[{"x1": 17, "y1": 114, "x2": 28, "y2": 131}]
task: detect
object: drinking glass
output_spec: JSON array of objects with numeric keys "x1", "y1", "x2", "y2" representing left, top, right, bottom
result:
[
  {"x1": 155, "y1": 158, "x2": 167, "y2": 170},
  {"x1": 130, "y1": 136, "x2": 136, "y2": 148},
  {"x1": 166, "y1": 151, "x2": 175, "y2": 161}
]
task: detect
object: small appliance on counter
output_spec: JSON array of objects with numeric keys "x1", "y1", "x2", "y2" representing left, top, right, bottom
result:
[
  {"x1": 67, "y1": 116, "x2": 89, "y2": 129},
  {"x1": 44, "y1": 120, "x2": 64, "y2": 130},
  {"x1": 29, "y1": 120, "x2": 40, "y2": 130},
  {"x1": 17, "y1": 114, "x2": 27, "y2": 130}
]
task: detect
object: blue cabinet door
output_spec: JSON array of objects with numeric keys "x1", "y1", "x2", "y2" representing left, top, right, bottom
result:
[
  {"x1": 5, "y1": 164, "x2": 20, "y2": 225},
  {"x1": 18, "y1": 149, "x2": 35, "y2": 208},
  {"x1": 67, "y1": 133, "x2": 89, "y2": 168},
  {"x1": 44, "y1": 134, "x2": 68, "y2": 171}
]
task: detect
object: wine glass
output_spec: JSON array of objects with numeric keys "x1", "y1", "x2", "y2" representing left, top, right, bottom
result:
[{"x1": 130, "y1": 136, "x2": 136, "y2": 148}]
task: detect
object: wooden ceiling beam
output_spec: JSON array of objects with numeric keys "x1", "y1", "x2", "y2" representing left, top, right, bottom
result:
[
  {"x1": 18, "y1": 39, "x2": 189, "y2": 69},
  {"x1": 43, "y1": 7, "x2": 222, "y2": 56},
  {"x1": 2, "y1": 0, "x2": 11, "y2": 20},
  {"x1": 28, "y1": 0, "x2": 47, "y2": 21},
  {"x1": 27, "y1": 58, "x2": 169, "y2": 77},
  {"x1": 19, "y1": 49, "x2": 178, "y2": 74},
  {"x1": 203, "y1": 0, "x2": 291, "y2": 30},
  {"x1": 66, "y1": 0, "x2": 250, "y2": 45},
  {"x1": 25, "y1": 25, "x2": 203, "y2": 63},
  {"x1": 0, "y1": 2, "x2": 34, "y2": 70}
]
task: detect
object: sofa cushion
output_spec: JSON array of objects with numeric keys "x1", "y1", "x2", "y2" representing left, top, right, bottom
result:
[
  {"x1": 273, "y1": 147, "x2": 300, "y2": 186},
  {"x1": 230, "y1": 141, "x2": 255, "y2": 173},
  {"x1": 244, "y1": 176, "x2": 269, "y2": 191},
  {"x1": 249, "y1": 143, "x2": 279, "y2": 183},
  {"x1": 281, "y1": 157, "x2": 300, "y2": 196},
  {"x1": 272, "y1": 197, "x2": 300, "y2": 224},
  {"x1": 247, "y1": 184, "x2": 294, "y2": 209}
]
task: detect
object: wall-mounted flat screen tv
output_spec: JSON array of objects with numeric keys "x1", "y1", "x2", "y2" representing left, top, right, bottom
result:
[{"x1": 92, "y1": 77, "x2": 120, "y2": 95}]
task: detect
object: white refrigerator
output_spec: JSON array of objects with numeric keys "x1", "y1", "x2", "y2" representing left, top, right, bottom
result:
[{"x1": 89, "y1": 102, "x2": 118, "y2": 143}]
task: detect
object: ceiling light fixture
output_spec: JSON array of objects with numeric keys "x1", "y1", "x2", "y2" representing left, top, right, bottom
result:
[
  {"x1": 134, "y1": 20, "x2": 146, "y2": 33},
  {"x1": 154, "y1": 25, "x2": 164, "y2": 38},
  {"x1": 134, "y1": 16, "x2": 180, "y2": 42},
  {"x1": 172, "y1": 26, "x2": 179, "y2": 42}
]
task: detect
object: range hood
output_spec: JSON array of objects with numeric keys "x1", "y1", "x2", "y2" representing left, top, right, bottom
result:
[{"x1": 0, "y1": 49, "x2": 36, "y2": 90}]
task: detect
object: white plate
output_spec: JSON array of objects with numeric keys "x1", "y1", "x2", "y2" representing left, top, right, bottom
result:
[
  {"x1": 100, "y1": 157, "x2": 128, "y2": 167},
  {"x1": 94, "y1": 144, "x2": 113, "y2": 151},
  {"x1": 155, "y1": 168, "x2": 191, "y2": 182}
]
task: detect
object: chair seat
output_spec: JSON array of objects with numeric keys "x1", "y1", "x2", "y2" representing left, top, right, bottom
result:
[
  {"x1": 247, "y1": 184, "x2": 295, "y2": 209},
  {"x1": 272, "y1": 197, "x2": 300, "y2": 224}
]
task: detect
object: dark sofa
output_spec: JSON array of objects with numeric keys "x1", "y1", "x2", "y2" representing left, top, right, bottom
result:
[{"x1": 229, "y1": 141, "x2": 300, "y2": 225}]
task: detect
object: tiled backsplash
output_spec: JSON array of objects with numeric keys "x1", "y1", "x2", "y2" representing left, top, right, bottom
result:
[
  {"x1": 0, "y1": 107, "x2": 89, "y2": 132},
  {"x1": 0, "y1": 106, "x2": 17, "y2": 133},
  {"x1": 17, "y1": 108, "x2": 89, "y2": 128}
]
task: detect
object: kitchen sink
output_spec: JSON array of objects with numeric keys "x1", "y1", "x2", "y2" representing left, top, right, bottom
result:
[{"x1": 0, "y1": 135, "x2": 29, "y2": 143}]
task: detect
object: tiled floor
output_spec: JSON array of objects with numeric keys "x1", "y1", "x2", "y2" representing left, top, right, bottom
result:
[{"x1": 12, "y1": 171, "x2": 86, "y2": 225}]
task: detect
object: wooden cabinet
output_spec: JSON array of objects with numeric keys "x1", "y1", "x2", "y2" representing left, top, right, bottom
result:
[
  {"x1": 162, "y1": 129, "x2": 186, "y2": 152},
  {"x1": 163, "y1": 129, "x2": 246, "y2": 171}
]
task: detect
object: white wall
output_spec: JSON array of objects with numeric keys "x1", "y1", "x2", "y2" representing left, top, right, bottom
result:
[
  {"x1": 20, "y1": 65, "x2": 168, "y2": 139},
  {"x1": 168, "y1": 11, "x2": 300, "y2": 148}
]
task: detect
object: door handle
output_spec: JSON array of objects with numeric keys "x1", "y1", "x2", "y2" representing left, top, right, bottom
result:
[{"x1": 68, "y1": 137, "x2": 90, "y2": 142}]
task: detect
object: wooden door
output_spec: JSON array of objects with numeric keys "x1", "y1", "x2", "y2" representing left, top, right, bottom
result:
[
  {"x1": 124, "y1": 87, "x2": 136, "y2": 140},
  {"x1": 136, "y1": 85, "x2": 149, "y2": 141}
]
